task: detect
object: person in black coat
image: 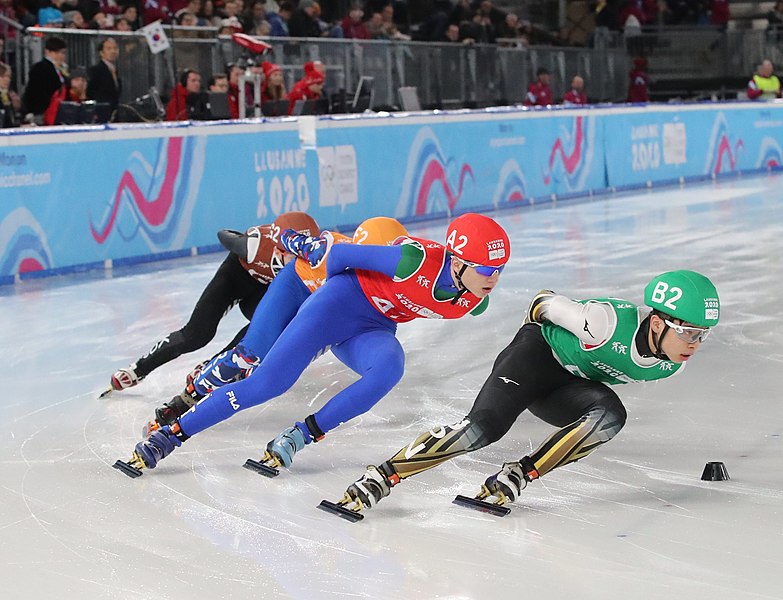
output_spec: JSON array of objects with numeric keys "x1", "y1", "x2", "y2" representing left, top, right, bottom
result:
[
  {"x1": 87, "y1": 37, "x2": 122, "y2": 114},
  {"x1": 22, "y1": 36, "x2": 68, "y2": 118}
]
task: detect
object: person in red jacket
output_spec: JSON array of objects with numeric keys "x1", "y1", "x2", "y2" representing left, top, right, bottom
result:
[
  {"x1": 525, "y1": 67, "x2": 553, "y2": 106},
  {"x1": 627, "y1": 57, "x2": 649, "y2": 103},
  {"x1": 287, "y1": 62, "x2": 325, "y2": 114},
  {"x1": 166, "y1": 69, "x2": 201, "y2": 121},
  {"x1": 261, "y1": 61, "x2": 287, "y2": 102},
  {"x1": 562, "y1": 75, "x2": 588, "y2": 105},
  {"x1": 341, "y1": 5, "x2": 370, "y2": 39}
]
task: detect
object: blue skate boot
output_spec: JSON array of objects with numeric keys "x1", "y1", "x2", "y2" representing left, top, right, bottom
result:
[
  {"x1": 244, "y1": 418, "x2": 323, "y2": 477},
  {"x1": 113, "y1": 424, "x2": 188, "y2": 478}
]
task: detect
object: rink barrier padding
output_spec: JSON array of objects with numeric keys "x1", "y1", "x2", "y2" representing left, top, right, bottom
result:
[{"x1": 2, "y1": 102, "x2": 783, "y2": 285}]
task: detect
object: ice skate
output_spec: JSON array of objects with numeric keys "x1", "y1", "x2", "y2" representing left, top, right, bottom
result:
[
  {"x1": 185, "y1": 360, "x2": 208, "y2": 387},
  {"x1": 243, "y1": 425, "x2": 306, "y2": 478},
  {"x1": 99, "y1": 363, "x2": 144, "y2": 398},
  {"x1": 113, "y1": 424, "x2": 186, "y2": 478},
  {"x1": 141, "y1": 393, "x2": 194, "y2": 437},
  {"x1": 319, "y1": 465, "x2": 395, "y2": 522},
  {"x1": 453, "y1": 459, "x2": 536, "y2": 517}
]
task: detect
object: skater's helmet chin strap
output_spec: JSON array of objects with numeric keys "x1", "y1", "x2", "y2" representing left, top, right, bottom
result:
[
  {"x1": 450, "y1": 258, "x2": 470, "y2": 305},
  {"x1": 649, "y1": 310, "x2": 672, "y2": 361}
]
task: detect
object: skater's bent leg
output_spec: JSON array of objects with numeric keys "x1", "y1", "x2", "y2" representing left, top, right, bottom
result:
[
  {"x1": 525, "y1": 380, "x2": 627, "y2": 478},
  {"x1": 177, "y1": 279, "x2": 363, "y2": 437},
  {"x1": 310, "y1": 330, "x2": 405, "y2": 435},
  {"x1": 135, "y1": 255, "x2": 254, "y2": 377}
]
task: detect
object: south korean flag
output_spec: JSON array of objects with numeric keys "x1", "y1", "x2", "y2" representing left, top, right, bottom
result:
[{"x1": 140, "y1": 20, "x2": 171, "y2": 55}]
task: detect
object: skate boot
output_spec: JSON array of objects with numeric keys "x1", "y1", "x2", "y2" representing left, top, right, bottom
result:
[
  {"x1": 480, "y1": 461, "x2": 531, "y2": 504},
  {"x1": 99, "y1": 363, "x2": 144, "y2": 398},
  {"x1": 185, "y1": 360, "x2": 208, "y2": 387},
  {"x1": 142, "y1": 383, "x2": 205, "y2": 437},
  {"x1": 453, "y1": 457, "x2": 539, "y2": 516},
  {"x1": 263, "y1": 425, "x2": 307, "y2": 468},
  {"x1": 318, "y1": 464, "x2": 398, "y2": 521},
  {"x1": 244, "y1": 418, "x2": 324, "y2": 477},
  {"x1": 113, "y1": 424, "x2": 188, "y2": 478}
]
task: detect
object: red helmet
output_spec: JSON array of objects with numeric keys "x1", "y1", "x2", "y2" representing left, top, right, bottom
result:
[{"x1": 445, "y1": 213, "x2": 510, "y2": 268}]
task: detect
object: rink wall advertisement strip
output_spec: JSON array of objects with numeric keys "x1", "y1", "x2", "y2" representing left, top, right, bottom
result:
[{"x1": 1, "y1": 102, "x2": 782, "y2": 284}]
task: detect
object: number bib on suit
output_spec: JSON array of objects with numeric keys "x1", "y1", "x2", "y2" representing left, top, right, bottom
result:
[
  {"x1": 356, "y1": 237, "x2": 481, "y2": 322},
  {"x1": 542, "y1": 298, "x2": 683, "y2": 385}
]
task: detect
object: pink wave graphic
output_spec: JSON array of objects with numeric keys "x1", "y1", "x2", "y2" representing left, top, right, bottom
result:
[
  {"x1": 415, "y1": 161, "x2": 474, "y2": 215},
  {"x1": 90, "y1": 138, "x2": 184, "y2": 244},
  {"x1": 543, "y1": 117, "x2": 584, "y2": 185},
  {"x1": 712, "y1": 135, "x2": 744, "y2": 173}
]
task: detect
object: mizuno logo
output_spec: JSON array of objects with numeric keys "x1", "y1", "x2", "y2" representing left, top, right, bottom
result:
[
  {"x1": 227, "y1": 390, "x2": 240, "y2": 410},
  {"x1": 498, "y1": 377, "x2": 519, "y2": 385},
  {"x1": 583, "y1": 319, "x2": 594, "y2": 338}
]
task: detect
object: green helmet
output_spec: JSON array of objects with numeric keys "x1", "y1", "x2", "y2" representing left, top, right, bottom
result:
[{"x1": 644, "y1": 270, "x2": 720, "y2": 327}]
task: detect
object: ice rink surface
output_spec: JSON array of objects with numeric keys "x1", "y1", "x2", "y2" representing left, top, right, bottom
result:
[{"x1": 2, "y1": 174, "x2": 782, "y2": 600}]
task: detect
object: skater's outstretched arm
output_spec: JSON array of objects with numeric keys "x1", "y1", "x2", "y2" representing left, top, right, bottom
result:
[{"x1": 326, "y1": 243, "x2": 406, "y2": 278}]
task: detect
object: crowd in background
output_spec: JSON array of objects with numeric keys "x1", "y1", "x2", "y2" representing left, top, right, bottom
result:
[{"x1": 1, "y1": 0, "x2": 782, "y2": 128}]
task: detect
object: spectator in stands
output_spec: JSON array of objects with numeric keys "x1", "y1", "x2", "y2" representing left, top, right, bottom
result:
[
  {"x1": 441, "y1": 22, "x2": 463, "y2": 43},
  {"x1": 67, "y1": 66, "x2": 88, "y2": 101},
  {"x1": 746, "y1": 59, "x2": 781, "y2": 101},
  {"x1": 121, "y1": 4, "x2": 140, "y2": 29},
  {"x1": 166, "y1": 68, "x2": 201, "y2": 120},
  {"x1": 366, "y1": 11, "x2": 385, "y2": 38},
  {"x1": 287, "y1": 61, "x2": 324, "y2": 115},
  {"x1": 200, "y1": 0, "x2": 221, "y2": 26},
  {"x1": 496, "y1": 12, "x2": 522, "y2": 40},
  {"x1": 288, "y1": 0, "x2": 321, "y2": 37},
  {"x1": 708, "y1": 0, "x2": 729, "y2": 30},
  {"x1": 87, "y1": 37, "x2": 121, "y2": 114},
  {"x1": 477, "y1": 0, "x2": 507, "y2": 31},
  {"x1": 89, "y1": 11, "x2": 115, "y2": 29},
  {"x1": 563, "y1": 75, "x2": 588, "y2": 105},
  {"x1": 341, "y1": 4, "x2": 370, "y2": 39},
  {"x1": 261, "y1": 61, "x2": 286, "y2": 101},
  {"x1": 22, "y1": 35, "x2": 67, "y2": 123},
  {"x1": 226, "y1": 62, "x2": 241, "y2": 118},
  {"x1": 627, "y1": 56, "x2": 650, "y2": 102},
  {"x1": 377, "y1": 4, "x2": 407, "y2": 39},
  {"x1": 525, "y1": 67, "x2": 553, "y2": 106},
  {"x1": 242, "y1": 0, "x2": 268, "y2": 32},
  {"x1": 115, "y1": 16, "x2": 132, "y2": 29},
  {"x1": 0, "y1": 61, "x2": 21, "y2": 128},
  {"x1": 267, "y1": 1, "x2": 293, "y2": 35},
  {"x1": 458, "y1": 9, "x2": 495, "y2": 44},
  {"x1": 208, "y1": 72, "x2": 228, "y2": 93},
  {"x1": 38, "y1": 1, "x2": 65, "y2": 26},
  {"x1": 63, "y1": 9, "x2": 86, "y2": 27}
]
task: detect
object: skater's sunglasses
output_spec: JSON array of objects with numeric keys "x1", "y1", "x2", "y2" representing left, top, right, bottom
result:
[
  {"x1": 664, "y1": 319, "x2": 711, "y2": 344},
  {"x1": 459, "y1": 259, "x2": 505, "y2": 277}
]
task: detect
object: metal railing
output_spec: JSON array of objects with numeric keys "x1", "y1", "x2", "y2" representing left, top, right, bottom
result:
[
  {"x1": 20, "y1": 26, "x2": 630, "y2": 116},
  {"x1": 13, "y1": 24, "x2": 782, "y2": 117}
]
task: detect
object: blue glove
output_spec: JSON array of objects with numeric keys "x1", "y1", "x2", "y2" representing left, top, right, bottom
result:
[{"x1": 280, "y1": 228, "x2": 328, "y2": 267}]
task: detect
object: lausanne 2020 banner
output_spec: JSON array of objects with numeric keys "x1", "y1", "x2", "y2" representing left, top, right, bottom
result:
[{"x1": 1, "y1": 103, "x2": 782, "y2": 284}]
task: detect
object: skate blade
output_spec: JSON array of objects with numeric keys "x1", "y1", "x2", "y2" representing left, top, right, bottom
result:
[
  {"x1": 243, "y1": 458, "x2": 279, "y2": 477},
  {"x1": 113, "y1": 459, "x2": 143, "y2": 478},
  {"x1": 453, "y1": 494, "x2": 511, "y2": 517},
  {"x1": 317, "y1": 500, "x2": 364, "y2": 522},
  {"x1": 98, "y1": 385, "x2": 115, "y2": 399}
]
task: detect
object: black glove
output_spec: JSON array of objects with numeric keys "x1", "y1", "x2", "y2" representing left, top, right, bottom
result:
[{"x1": 524, "y1": 289, "x2": 555, "y2": 325}]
